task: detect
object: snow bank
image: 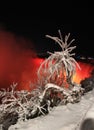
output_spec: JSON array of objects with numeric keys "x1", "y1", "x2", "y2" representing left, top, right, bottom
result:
[{"x1": 9, "y1": 89, "x2": 94, "y2": 130}]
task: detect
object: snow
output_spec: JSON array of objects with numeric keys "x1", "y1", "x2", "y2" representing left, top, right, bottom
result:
[{"x1": 9, "y1": 89, "x2": 94, "y2": 130}]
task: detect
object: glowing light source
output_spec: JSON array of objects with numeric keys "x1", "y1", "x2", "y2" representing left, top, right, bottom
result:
[{"x1": 73, "y1": 62, "x2": 94, "y2": 83}]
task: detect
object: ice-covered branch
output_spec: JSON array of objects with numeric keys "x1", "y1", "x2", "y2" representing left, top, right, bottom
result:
[{"x1": 38, "y1": 31, "x2": 81, "y2": 88}]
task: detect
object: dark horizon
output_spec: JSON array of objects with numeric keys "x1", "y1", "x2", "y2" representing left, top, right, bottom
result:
[{"x1": 0, "y1": 5, "x2": 93, "y2": 57}]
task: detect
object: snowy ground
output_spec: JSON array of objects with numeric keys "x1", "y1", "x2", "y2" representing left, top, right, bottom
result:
[{"x1": 9, "y1": 89, "x2": 94, "y2": 130}]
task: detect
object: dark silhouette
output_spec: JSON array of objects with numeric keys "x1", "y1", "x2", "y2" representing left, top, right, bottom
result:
[{"x1": 80, "y1": 118, "x2": 94, "y2": 130}]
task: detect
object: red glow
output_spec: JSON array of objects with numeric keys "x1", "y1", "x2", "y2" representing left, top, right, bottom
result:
[
  {"x1": 19, "y1": 58, "x2": 44, "y2": 90},
  {"x1": 0, "y1": 30, "x2": 43, "y2": 90},
  {"x1": 0, "y1": 30, "x2": 94, "y2": 91}
]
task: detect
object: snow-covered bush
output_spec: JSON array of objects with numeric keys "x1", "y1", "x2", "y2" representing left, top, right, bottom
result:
[
  {"x1": 37, "y1": 30, "x2": 81, "y2": 88},
  {"x1": 0, "y1": 83, "x2": 47, "y2": 121}
]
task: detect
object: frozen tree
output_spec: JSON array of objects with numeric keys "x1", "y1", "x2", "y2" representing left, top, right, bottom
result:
[
  {"x1": 37, "y1": 30, "x2": 81, "y2": 88},
  {"x1": 36, "y1": 31, "x2": 84, "y2": 107}
]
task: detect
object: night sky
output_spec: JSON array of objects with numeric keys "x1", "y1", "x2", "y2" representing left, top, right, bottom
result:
[{"x1": 0, "y1": 3, "x2": 93, "y2": 57}]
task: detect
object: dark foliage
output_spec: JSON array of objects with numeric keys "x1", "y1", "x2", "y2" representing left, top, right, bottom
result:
[
  {"x1": 1, "y1": 112, "x2": 18, "y2": 130},
  {"x1": 81, "y1": 70, "x2": 94, "y2": 93},
  {"x1": 80, "y1": 118, "x2": 94, "y2": 130}
]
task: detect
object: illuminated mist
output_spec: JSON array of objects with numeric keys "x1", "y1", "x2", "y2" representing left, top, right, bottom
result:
[
  {"x1": 0, "y1": 30, "x2": 43, "y2": 90},
  {"x1": 0, "y1": 30, "x2": 94, "y2": 91}
]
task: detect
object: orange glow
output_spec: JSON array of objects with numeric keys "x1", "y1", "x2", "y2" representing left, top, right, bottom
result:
[
  {"x1": 37, "y1": 60, "x2": 94, "y2": 87},
  {"x1": 73, "y1": 61, "x2": 94, "y2": 83},
  {"x1": 18, "y1": 59, "x2": 94, "y2": 90}
]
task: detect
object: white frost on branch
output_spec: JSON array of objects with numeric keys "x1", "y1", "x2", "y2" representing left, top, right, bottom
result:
[{"x1": 37, "y1": 30, "x2": 81, "y2": 86}]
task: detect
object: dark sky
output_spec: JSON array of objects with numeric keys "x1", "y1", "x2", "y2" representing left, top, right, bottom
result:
[{"x1": 0, "y1": 3, "x2": 93, "y2": 57}]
